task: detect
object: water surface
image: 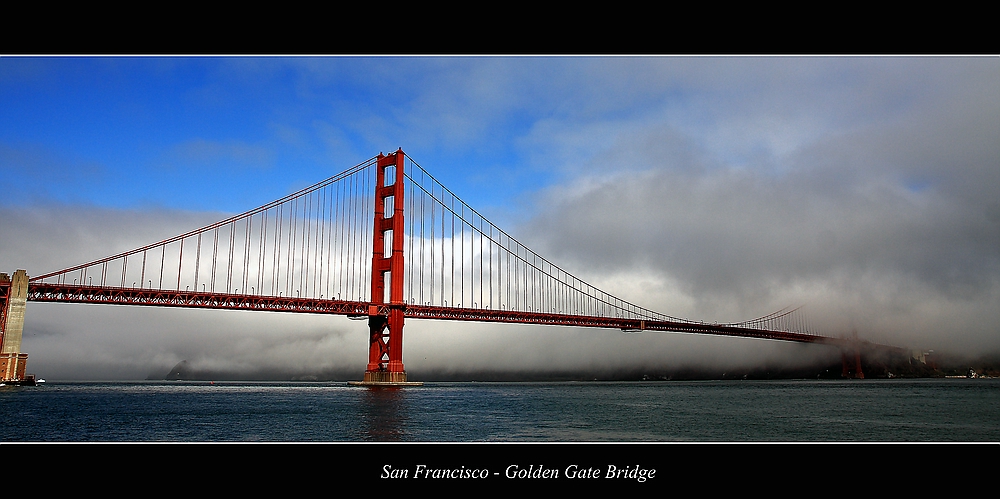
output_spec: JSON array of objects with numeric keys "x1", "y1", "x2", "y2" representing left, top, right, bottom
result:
[{"x1": 1, "y1": 379, "x2": 996, "y2": 441}]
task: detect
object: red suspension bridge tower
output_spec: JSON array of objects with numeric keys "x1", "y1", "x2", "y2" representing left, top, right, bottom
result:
[{"x1": 356, "y1": 149, "x2": 419, "y2": 385}]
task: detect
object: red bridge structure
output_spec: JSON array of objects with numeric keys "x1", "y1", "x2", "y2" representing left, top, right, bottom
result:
[{"x1": 1, "y1": 149, "x2": 891, "y2": 385}]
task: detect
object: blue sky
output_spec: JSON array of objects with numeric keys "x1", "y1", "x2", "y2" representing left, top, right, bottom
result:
[
  {"x1": 1, "y1": 56, "x2": 997, "y2": 379},
  {"x1": 7, "y1": 57, "x2": 976, "y2": 211},
  {"x1": 2, "y1": 57, "x2": 569, "y2": 214}
]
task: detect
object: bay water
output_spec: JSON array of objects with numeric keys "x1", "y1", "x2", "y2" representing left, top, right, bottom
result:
[{"x1": 1, "y1": 379, "x2": 996, "y2": 442}]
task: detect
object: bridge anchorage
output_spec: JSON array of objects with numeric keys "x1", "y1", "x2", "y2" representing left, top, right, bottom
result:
[{"x1": 4, "y1": 148, "x2": 899, "y2": 384}]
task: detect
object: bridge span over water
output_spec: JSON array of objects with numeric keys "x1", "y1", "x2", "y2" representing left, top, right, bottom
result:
[{"x1": 1, "y1": 150, "x2": 895, "y2": 384}]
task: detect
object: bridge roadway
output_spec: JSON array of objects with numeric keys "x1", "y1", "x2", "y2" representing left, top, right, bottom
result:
[{"x1": 26, "y1": 282, "x2": 869, "y2": 350}]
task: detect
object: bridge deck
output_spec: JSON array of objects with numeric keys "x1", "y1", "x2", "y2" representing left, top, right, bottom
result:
[{"x1": 26, "y1": 283, "x2": 869, "y2": 349}]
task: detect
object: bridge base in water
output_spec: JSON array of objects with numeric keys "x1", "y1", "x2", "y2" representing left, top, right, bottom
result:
[{"x1": 348, "y1": 370, "x2": 423, "y2": 387}]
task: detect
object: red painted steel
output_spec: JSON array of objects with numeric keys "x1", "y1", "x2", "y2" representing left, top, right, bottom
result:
[
  {"x1": 28, "y1": 283, "x2": 380, "y2": 316},
  {"x1": 367, "y1": 149, "x2": 407, "y2": 378},
  {"x1": 402, "y1": 304, "x2": 867, "y2": 348}
]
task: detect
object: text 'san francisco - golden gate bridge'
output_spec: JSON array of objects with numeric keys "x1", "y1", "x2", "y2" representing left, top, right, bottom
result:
[{"x1": 0, "y1": 150, "x2": 885, "y2": 385}]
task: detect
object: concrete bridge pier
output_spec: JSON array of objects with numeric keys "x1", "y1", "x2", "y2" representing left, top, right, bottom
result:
[{"x1": 0, "y1": 270, "x2": 29, "y2": 382}]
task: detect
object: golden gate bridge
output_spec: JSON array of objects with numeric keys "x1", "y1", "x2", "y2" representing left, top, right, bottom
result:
[{"x1": 0, "y1": 149, "x2": 889, "y2": 384}]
